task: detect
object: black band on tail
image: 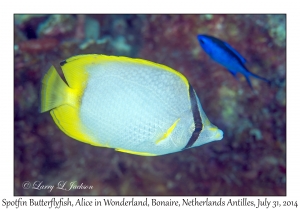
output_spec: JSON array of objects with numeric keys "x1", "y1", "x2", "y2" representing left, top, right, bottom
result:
[{"x1": 183, "y1": 84, "x2": 202, "y2": 149}]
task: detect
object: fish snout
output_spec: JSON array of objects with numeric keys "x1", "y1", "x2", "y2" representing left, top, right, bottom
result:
[
  {"x1": 207, "y1": 125, "x2": 223, "y2": 141},
  {"x1": 214, "y1": 128, "x2": 223, "y2": 140}
]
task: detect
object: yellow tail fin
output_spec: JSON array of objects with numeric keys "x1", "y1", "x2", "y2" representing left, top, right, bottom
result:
[
  {"x1": 40, "y1": 62, "x2": 101, "y2": 147},
  {"x1": 40, "y1": 65, "x2": 69, "y2": 112}
]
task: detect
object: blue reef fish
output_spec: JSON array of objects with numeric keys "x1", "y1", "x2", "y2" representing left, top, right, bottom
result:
[
  {"x1": 197, "y1": 34, "x2": 270, "y2": 89},
  {"x1": 40, "y1": 54, "x2": 223, "y2": 156}
]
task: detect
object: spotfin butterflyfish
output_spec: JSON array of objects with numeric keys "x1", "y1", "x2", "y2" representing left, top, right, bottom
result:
[{"x1": 40, "y1": 54, "x2": 223, "y2": 156}]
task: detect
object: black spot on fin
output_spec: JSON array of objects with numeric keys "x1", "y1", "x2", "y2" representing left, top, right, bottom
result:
[
  {"x1": 60, "y1": 60, "x2": 67, "y2": 66},
  {"x1": 53, "y1": 61, "x2": 68, "y2": 86}
]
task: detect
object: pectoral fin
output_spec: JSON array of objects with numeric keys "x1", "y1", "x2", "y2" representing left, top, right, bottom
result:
[{"x1": 155, "y1": 118, "x2": 181, "y2": 145}]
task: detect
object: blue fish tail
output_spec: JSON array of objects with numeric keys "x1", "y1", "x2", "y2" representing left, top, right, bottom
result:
[
  {"x1": 244, "y1": 74, "x2": 253, "y2": 90},
  {"x1": 247, "y1": 71, "x2": 271, "y2": 84}
]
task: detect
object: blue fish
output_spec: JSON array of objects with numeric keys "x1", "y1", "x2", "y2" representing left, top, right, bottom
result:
[{"x1": 197, "y1": 34, "x2": 270, "y2": 89}]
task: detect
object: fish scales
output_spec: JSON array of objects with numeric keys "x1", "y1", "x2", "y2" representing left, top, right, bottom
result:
[
  {"x1": 40, "y1": 54, "x2": 223, "y2": 156},
  {"x1": 81, "y1": 61, "x2": 191, "y2": 153}
]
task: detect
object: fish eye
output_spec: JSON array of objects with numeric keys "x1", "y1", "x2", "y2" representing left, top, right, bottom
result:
[{"x1": 200, "y1": 39, "x2": 205, "y2": 44}]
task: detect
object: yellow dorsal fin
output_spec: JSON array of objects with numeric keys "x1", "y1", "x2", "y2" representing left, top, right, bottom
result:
[
  {"x1": 59, "y1": 55, "x2": 92, "y2": 89},
  {"x1": 60, "y1": 54, "x2": 189, "y2": 89}
]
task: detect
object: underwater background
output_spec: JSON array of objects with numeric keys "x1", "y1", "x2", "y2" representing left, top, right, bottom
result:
[{"x1": 14, "y1": 14, "x2": 286, "y2": 195}]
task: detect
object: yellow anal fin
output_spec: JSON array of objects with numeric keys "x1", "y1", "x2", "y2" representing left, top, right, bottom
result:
[
  {"x1": 115, "y1": 148, "x2": 156, "y2": 156},
  {"x1": 50, "y1": 105, "x2": 101, "y2": 146},
  {"x1": 155, "y1": 118, "x2": 181, "y2": 145}
]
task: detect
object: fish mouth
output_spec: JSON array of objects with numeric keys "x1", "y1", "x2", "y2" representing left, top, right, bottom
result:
[{"x1": 207, "y1": 125, "x2": 223, "y2": 141}]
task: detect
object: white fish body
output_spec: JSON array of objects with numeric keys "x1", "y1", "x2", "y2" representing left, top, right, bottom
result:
[{"x1": 41, "y1": 54, "x2": 223, "y2": 156}]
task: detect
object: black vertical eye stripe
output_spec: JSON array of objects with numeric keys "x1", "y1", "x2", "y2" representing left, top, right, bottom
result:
[{"x1": 183, "y1": 83, "x2": 202, "y2": 150}]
